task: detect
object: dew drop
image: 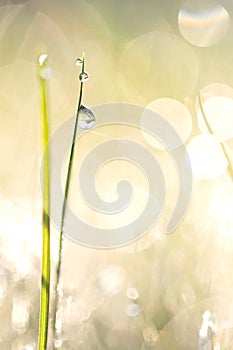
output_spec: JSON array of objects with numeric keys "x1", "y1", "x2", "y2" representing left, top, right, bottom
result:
[
  {"x1": 38, "y1": 54, "x2": 48, "y2": 66},
  {"x1": 40, "y1": 67, "x2": 53, "y2": 80},
  {"x1": 75, "y1": 57, "x2": 83, "y2": 66},
  {"x1": 79, "y1": 71, "x2": 89, "y2": 82},
  {"x1": 78, "y1": 105, "x2": 96, "y2": 130},
  {"x1": 126, "y1": 303, "x2": 141, "y2": 317},
  {"x1": 126, "y1": 288, "x2": 139, "y2": 301}
]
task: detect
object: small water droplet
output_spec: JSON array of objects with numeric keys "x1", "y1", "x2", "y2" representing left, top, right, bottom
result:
[
  {"x1": 79, "y1": 71, "x2": 89, "y2": 82},
  {"x1": 40, "y1": 67, "x2": 53, "y2": 80},
  {"x1": 38, "y1": 54, "x2": 48, "y2": 66},
  {"x1": 75, "y1": 57, "x2": 83, "y2": 66},
  {"x1": 78, "y1": 105, "x2": 96, "y2": 130},
  {"x1": 126, "y1": 303, "x2": 141, "y2": 318},
  {"x1": 126, "y1": 288, "x2": 139, "y2": 301}
]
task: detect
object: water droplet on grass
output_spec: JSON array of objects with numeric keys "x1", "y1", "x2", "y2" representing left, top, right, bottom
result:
[
  {"x1": 126, "y1": 288, "x2": 139, "y2": 301},
  {"x1": 126, "y1": 303, "x2": 141, "y2": 317},
  {"x1": 79, "y1": 72, "x2": 89, "y2": 82},
  {"x1": 38, "y1": 54, "x2": 48, "y2": 66},
  {"x1": 75, "y1": 58, "x2": 83, "y2": 66},
  {"x1": 40, "y1": 67, "x2": 53, "y2": 80},
  {"x1": 78, "y1": 105, "x2": 95, "y2": 130}
]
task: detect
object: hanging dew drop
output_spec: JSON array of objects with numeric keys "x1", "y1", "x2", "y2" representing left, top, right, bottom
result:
[
  {"x1": 126, "y1": 288, "x2": 139, "y2": 301},
  {"x1": 38, "y1": 53, "x2": 48, "y2": 66},
  {"x1": 79, "y1": 71, "x2": 89, "y2": 82},
  {"x1": 75, "y1": 57, "x2": 83, "y2": 66},
  {"x1": 78, "y1": 105, "x2": 95, "y2": 130},
  {"x1": 126, "y1": 303, "x2": 141, "y2": 318},
  {"x1": 40, "y1": 67, "x2": 53, "y2": 80}
]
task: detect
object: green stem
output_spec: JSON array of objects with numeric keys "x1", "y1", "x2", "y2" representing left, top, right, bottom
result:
[
  {"x1": 52, "y1": 53, "x2": 85, "y2": 345},
  {"x1": 198, "y1": 90, "x2": 233, "y2": 181},
  {"x1": 38, "y1": 56, "x2": 51, "y2": 350}
]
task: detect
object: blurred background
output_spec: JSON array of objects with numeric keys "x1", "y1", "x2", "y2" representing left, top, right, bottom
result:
[{"x1": 1, "y1": 0, "x2": 233, "y2": 348}]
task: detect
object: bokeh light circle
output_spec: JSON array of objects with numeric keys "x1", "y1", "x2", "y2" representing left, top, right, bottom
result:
[
  {"x1": 196, "y1": 83, "x2": 233, "y2": 112},
  {"x1": 178, "y1": 0, "x2": 230, "y2": 47},
  {"x1": 198, "y1": 96, "x2": 233, "y2": 142},
  {"x1": 196, "y1": 83, "x2": 233, "y2": 142},
  {"x1": 141, "y1": 98, "x2": 193, "y2": 150},
  {"x1": 187, "y1": 134, "x2": 228, "y2": 179},
  {"x1": 119, "y1": 30, "x2": 199, "y2": 103}
]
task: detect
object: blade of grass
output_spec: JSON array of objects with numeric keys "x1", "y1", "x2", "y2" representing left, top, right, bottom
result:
[
  {"x1": 38, "y1": 54, "x2": 51, "y2": 350},
  {"x1": 198, "y1": 90, "x2": 233, "y2": 181},
  {"x1": 52, "y1": 53, "x2": 86, "y2": 346}
]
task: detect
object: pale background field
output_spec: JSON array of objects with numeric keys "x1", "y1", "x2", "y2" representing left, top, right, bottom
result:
[{"x1": 0, "y1": 0, "x2": 233, "y2": 349}]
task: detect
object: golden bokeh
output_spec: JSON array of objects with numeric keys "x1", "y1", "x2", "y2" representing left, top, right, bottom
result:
[{"x1": 0, "y1": 0, "x2": 233, "y2": 348}]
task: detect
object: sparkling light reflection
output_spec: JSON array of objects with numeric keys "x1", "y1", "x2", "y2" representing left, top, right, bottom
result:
[{"x1": 126, "y1": 287, "x2": 139, "y2": 301}]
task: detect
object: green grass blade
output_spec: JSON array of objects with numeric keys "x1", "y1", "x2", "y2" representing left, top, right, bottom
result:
[
  {"x1": 38, "y1": 55, "x2": 51, "y2": 350},
  {"x1": 52, "y1": 53, "x2": 85, "y2": 346}
]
